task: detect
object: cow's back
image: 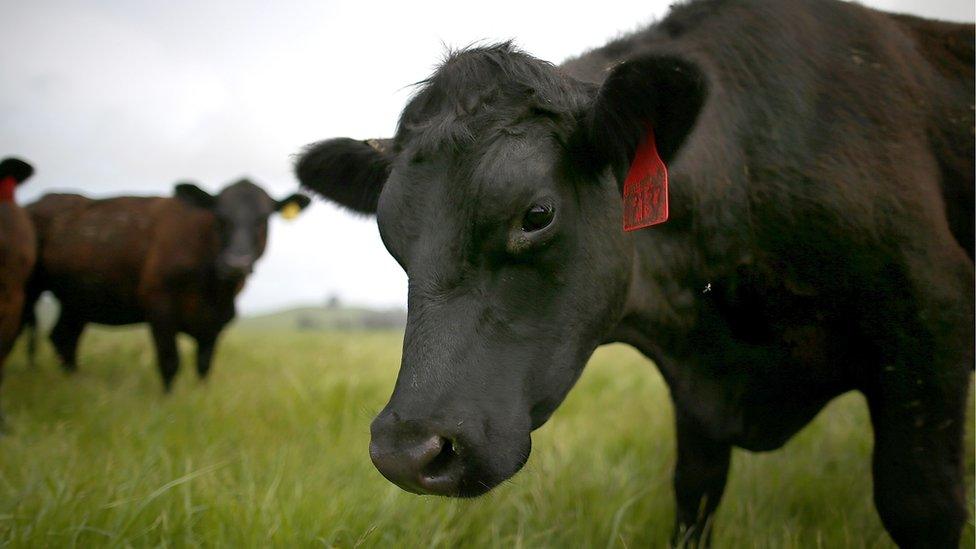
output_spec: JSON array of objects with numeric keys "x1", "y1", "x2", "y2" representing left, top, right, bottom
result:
[
  {"x1": 30, "y1": 194, "x2": 216, "y2": 324},
  {"x1": 889, "y1": 13, "x2": 975, "y2": 259},
  {"x1": 565, "y1": 0, "x2": 973, "y2": 273}
]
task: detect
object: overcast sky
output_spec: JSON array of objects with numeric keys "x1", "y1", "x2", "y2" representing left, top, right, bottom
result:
[{"x1": 3, "y1": 0, "x2": 972, "y2": 314}]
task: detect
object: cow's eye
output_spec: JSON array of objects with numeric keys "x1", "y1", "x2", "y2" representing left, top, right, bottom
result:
[{"x1": 521, "y1": 204, "x2": 554, "y2": 232}]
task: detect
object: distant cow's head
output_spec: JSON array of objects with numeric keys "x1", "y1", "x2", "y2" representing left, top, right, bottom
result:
[
  {"x1": 0, "y1": 157, "x2": 34, "y2": 184},
  {"x1": 297, "y1": 43, "x2": 705, "y2": 496},
  {"x1": 175, "y1": 179, "x2": 310, "y2": 279}
]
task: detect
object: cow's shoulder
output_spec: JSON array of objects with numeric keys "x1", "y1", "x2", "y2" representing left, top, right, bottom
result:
[{"x1": 0, "y1": 203, "x2": 36, "y2": 284}]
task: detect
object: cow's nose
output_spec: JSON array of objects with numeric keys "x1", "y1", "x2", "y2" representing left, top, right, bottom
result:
[
  {"x1": 221, "y1": 254, "x2": 253, "y2": 274},
  {"x1": 369, "y1": 416, "x2": 463, "y2": 496}
]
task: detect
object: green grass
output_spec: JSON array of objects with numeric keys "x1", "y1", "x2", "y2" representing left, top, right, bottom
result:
[{"x1": 0, "y1": 327, "x2": 972, "y2": 547}]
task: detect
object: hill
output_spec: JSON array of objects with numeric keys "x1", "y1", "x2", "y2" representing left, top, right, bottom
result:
[{"x1": 235, "y1": 304, "x2": 406, "y2": 331}]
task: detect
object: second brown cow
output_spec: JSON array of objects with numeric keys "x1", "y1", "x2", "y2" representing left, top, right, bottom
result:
[{"x1": 25, "y1": 179, "x2": 309, "y2": 390}]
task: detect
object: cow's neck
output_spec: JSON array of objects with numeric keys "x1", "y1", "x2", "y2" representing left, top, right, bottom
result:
[
  {"x1": 0, "y1": 177, "x2": 16, "y2": 203},
  {"x1": 202, "y1": 270, "x2": 247, "y2": 303},
  {"x1": 217, "y1": 275, "x2": 246, "y2": 298},
  {"x1": 611, "y1": 232, "x2": 701, "y2": 350}
]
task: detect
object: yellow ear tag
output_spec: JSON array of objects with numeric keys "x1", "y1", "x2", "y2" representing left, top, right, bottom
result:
[{"x1": 281, "y1": 201, "x2": 301, "y2": 220}]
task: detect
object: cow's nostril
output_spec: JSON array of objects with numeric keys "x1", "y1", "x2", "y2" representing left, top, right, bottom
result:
[
  {"x1": 417, "y1": 436, "x2": 462, "y2": 495},
  {"x1": 369, "y1": 426, "x2": 466, "y2": 496},
  {"x1": 422, "y1": 437, "x2": 459, "y2": 477}
]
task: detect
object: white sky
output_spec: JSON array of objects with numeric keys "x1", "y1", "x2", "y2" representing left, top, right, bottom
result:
[{"x1": 3, "y1": 0, "x2": 971, "y2": 314}]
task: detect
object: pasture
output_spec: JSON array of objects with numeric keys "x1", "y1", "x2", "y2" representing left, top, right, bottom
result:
[{"x1": 1, "y1": 324, "x2": 972, "y2": 547}]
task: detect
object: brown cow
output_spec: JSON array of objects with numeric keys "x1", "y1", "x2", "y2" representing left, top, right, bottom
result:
[
  {"x1": 25, "y1": 180, "x2": 309, "y2": 390},
  {"x1": 0, "y1": 157, "x2": 36, "y2": 425}
]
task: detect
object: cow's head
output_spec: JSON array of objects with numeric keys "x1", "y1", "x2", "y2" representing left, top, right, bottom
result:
[
  {"x1": 175, "y1": 179, "x2": 310, "y2": 279},
  {"x1": 296, "y1": 43, "x2": 705, "y2": 496},
  {"x1": 0, "y1": 157, "x2": 34, "y2": 185},
  {"x1": 0, "y1": 157, "x2": 34, "y2": 203}
]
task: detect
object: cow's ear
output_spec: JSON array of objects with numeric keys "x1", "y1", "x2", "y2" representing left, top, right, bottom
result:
[
  {"x1": 0, "y1": 157, "x2": 34, "y2": 184},
  {"x1": 294, "y1": 137, "x2": 393, "y2": 215},
  {"x1": 274, "y1": 193, "x2": 311, "y2": 219},
  {"x1": 580, "y1": 55, "x2": 707, "y2": 189},
  {"x1": 174, "y1": 182, "x2": 216, "y2": 209}
]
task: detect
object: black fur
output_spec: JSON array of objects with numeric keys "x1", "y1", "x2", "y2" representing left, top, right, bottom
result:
[
  {"x1": 174, "y1": 182, "x2": 216, "y2": 209},
  {"x1": 583, "y1": 55, "x2": 707, "y2": 183},
  {"x1": 394, "y1": 42, "x2": 593, "y2": 155},
  {"x1": 0, "y1": 157, "x2": 34, "y2": 184},
  {"x1": 296, "y1": 138, "x2": 392, "y2": 214}
]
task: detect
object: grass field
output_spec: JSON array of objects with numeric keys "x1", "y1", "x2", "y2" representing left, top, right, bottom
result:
[{"x1": 0, "y1": 325, "x2": 972, "y2": 547}]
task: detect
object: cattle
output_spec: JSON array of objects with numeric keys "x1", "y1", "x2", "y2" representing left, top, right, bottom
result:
[
  {"x1": 24, "y1": 180, "x2": 309, "y2": 390},
  {"x1": 295, "y1": 0, "x2": 974, "y2": 546},
  {"x1": 0, "y1": 158, "x2": 36, "y2": 426}
]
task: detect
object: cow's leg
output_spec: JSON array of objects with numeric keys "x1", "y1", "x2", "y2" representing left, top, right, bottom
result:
[
  {"x1": 867, "y1": 381, "x2": 969, "y2": 548},
  {"x1": 0, "y1": 364, "x2": 7, "y2": 433},
  {"x1": 0, "y1": 367, "x2": 5, "y2": 432},
  {"x1": 858, "y1": 244, "x2": 973, "y2": 547},
  {"x1": 671, "y1": 408, "x2": 731, "y2": 547},
  {"x1": 49, "y1": 312, "x2": 85, "y2": 372},
  {"x1": 0, "y1": 313, "x2": 11, "y2": 432},
  {"x1": 0, "y1": 291, "x2": 24, "y2": 431},
  {"x1": 0, "y1": 290, "x2": 24, "y2": 363},
  {"x1": 149, "y1": 321, "x2": 180, "y2": 392},
  {"x1": 194, "y1": 331, "x2": 219, "y2": 380},
  {"x1": 21, "y1": 283, "x2": 41, "y2": 369}
]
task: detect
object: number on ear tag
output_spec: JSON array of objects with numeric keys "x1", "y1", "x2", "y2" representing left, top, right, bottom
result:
[{"x1": 622, "y1": 129, "x2": 669, "y2": 231}]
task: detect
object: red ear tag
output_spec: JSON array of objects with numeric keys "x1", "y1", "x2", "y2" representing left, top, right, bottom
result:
[
  {"x1": 0, "y1": 177, "x2": 15, "y2": 203},
  {"x1": 622, "y1": 129, "x2": 668, "y2": 231}
]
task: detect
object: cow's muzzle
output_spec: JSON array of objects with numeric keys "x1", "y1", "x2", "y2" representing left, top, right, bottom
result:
[{"x1": 368, "y1": 411, "x2": 467, "y2": 496}]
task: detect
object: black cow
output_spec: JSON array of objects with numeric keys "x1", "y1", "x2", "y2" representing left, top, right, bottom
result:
[
  {"x1": 25, "y1": 180, "x2": 310, "y2": 390},
  {"x1": 296, "y1": 0, "x2": 974, "y2": 546}
]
